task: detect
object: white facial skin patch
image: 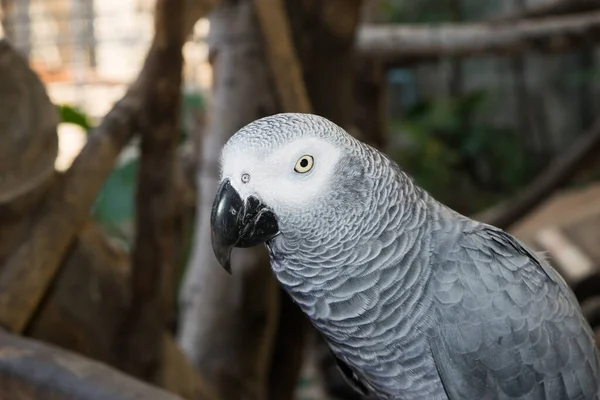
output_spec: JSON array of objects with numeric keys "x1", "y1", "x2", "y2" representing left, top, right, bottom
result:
[{"x1": 220, "y1": 137, "x2": 342, "y2": 212}]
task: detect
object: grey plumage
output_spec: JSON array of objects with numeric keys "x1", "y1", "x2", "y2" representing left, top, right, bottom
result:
[{"x1": 217, "y1": 113, "x2": 600, "y2": 399}]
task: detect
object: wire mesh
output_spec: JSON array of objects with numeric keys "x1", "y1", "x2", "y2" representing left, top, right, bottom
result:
[{"x1": 0, "y1": 0, "x2": 210, "y2": 120}]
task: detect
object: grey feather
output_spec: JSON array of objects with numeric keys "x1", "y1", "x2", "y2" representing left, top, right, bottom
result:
[
  {"x1": 222, "y1": 113, "x2": 600, "y2": 399},
  {"x1": 429, "y1": 223, "x2": 600, "y2": 400}
]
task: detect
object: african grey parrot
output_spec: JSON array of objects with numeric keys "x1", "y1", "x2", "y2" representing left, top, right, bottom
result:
[{"x1": 210, "y1": 113, "x2": 600, "y2": 399}]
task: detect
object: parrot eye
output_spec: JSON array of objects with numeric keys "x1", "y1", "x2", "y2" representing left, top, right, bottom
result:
[{"x1": 294, "y1": 155, "x2": 314, "y2": 173}]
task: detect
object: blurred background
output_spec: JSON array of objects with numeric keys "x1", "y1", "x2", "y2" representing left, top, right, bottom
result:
[{"x1": 0, "y1": 0, "x2": 599, "y2": 399}]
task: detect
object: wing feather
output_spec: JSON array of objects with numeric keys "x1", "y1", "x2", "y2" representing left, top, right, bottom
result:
[{"x1": 429, "y1": 224, "x2": 600, "y2": 400}]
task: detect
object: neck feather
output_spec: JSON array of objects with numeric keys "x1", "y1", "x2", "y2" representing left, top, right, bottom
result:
[{"x1": 267, "y1": 152, "x2": 435, "y2": 338}]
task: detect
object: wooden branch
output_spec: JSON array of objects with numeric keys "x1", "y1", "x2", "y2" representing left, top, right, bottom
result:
[
  {"x1": 474, "y1": 117, "x2": 600, "y2": 230},
  {"x1": 0, "y1": 0, "x2": 219, "y2": 338},
  {"x1": 534, "y1": 226, "x2": 596, "y2": 284},
  {"x1": 254, "y1": 0, "x2": 312, "y2": 113},
  {"x1": 115, "y1": 0, "x2": 186, "y2": 382},
  {"x1": 357, "y1": 11, "x2": 600, "y2": 63},
  {"x1": 26, "y1": 220, "x2": 217, "y2": 400},
  {"x1": 0, "y1": 329, "x2": 182, "y2": 400},
  {"x1": 159, "y1": 333, "x2": 220, "y2": 400},
  {"x1": 0, "y1": 64, "x2": 140, "y2": 334}
]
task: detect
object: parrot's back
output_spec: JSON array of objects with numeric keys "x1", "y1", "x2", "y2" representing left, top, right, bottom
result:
[
  {"x1": 272, "y1": 204, "x2": 600, "y2": 400},
  {"x1": 425, "y1": 216, "x2": 600, "y2": 400}
]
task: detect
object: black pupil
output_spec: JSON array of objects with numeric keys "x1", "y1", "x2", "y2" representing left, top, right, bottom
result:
[{"x1": 300, "y1": 158, "x2": 309, "y2": 168}]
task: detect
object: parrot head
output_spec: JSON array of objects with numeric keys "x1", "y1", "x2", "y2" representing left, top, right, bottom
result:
[{"x1": 210, "y1": 113, "x2": 374, "y2": 273}]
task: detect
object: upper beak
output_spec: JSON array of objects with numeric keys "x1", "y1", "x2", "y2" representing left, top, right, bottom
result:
[{"x1": 210, "y1": 179, "x2": 279, "y2": 273}]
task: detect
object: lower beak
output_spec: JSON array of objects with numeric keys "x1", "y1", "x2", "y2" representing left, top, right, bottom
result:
[{"x1": 210, "y1": 179, "x2": 279, "y2": 273}]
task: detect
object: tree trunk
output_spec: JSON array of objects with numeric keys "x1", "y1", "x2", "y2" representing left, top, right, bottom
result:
[
  {"x1": 176, "y1": 1, "x2": 280, "y2": 399},
  {"x1": 287, "y1": 0, "x2": 362, "y2": 125},
  {"x1": 353, "y1": 58, "x2": 388, "y2": 151},
  {"x1": 116, "y1": 0, "x2": 186, "y2": 383}
]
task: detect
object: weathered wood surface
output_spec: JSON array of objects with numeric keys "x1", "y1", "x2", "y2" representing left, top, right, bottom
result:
[
  {"x1": 509, "y1": 183, "x2": 600, "y2": 266},
  {"x1": 0, "y1": 329, "x2": 183, "y2": 400},
  {"x1": 25, "y1": 222, "x2": 218, "y2": 400},
  {"x1": 0, "y1": 39, "x2": 58, "y2": 205},
  {"x1": 116, "y1": 0, "x2": 186, "y2": 382},
  {"x1": 27, "y1": 223, "x2": 130, "y2": 368}
]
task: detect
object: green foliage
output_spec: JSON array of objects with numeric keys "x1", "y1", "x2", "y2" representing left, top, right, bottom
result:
[
  {"x1": 564, "y1": 64, "x2": 600, "y2": 88},
  {"x1": 57, "y1": 104, "x2": 94, "y2": 131},
  {"x1": 379, "y1": 0, "x2": 449, "y2": 23},
  {"x1": 179, "y1": 90, "x2": 204, "y2": 144},
  {"x1": 91, "y1": 156, "x2": 138, "y2": 246},
  {"x1": 394, "y1": 90, "x2": 536, "y2": 212}
]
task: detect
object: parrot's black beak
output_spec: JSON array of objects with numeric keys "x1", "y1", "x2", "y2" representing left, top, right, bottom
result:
[{"x1": 210, "y1": 179, "x2": 279, "y2": 274}]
